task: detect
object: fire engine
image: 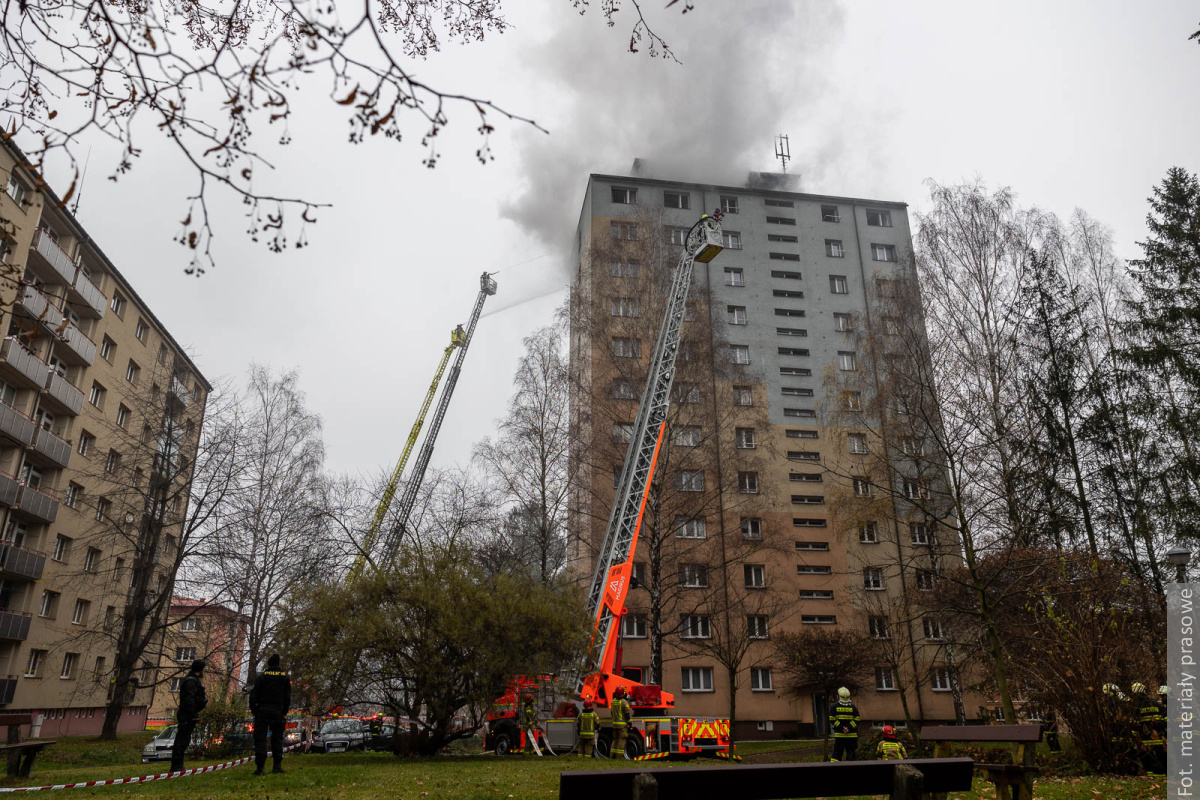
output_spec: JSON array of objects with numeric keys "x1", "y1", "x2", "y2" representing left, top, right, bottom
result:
[{"x1": 485, "y1": 212, "x2": 738, "y2": 762}]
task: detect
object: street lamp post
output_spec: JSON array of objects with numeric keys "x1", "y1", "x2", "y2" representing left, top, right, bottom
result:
[{"x1": 1166, "y1": 547, "x2": 1192, "y2": 584}]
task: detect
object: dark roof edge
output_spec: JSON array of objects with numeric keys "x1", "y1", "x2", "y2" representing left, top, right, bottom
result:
[
  {"x1": 3, "y1": 139, "x2": 212, "y2": 392},
  {"x1": 590, "y1": 172, "x2": 909, "y2": 210}
]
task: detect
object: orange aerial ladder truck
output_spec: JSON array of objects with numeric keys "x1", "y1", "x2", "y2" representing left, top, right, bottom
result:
[{"x1": 487, "y1": 213, "x2": 737, "y2": 761}]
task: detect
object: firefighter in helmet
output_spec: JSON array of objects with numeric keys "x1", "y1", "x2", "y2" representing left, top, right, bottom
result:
[
  {"x1": 876, "y1": 725, "x2": 907, "y2": 760},
  {"x1": 829, "y1": 687, "x2": 860, "y2": 762},
  {"x1": 517, "y1": 692, "x2": 538, "y2": 754},
  {"x1": 578, "y1": 701, "x2": 598, "y2": 758},
  {"x1": 1134, "y1": 682, "x2": 1166, "y2": 776},
  {"x1": 610, "y1": 686, "x2": 632, "y2": 759},
  {"x1": 1103, "y1": 682, "x2": 1136, "y2": 771}
]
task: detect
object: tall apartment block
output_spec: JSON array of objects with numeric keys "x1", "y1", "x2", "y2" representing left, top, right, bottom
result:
[
  {"x1": 569, "y1": 164, "x2": 977, "y2": 739},
  {"x1": 0, "y1": 141, "x2": 209, "y2": 736}
]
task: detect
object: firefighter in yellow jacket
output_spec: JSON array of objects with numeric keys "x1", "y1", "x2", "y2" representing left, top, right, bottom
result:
[
  {"x1": 829, "y1": 687, "x2": 860, "y2": 762},
  {"x1": 578, "y1": 701, "x2": 597, "y2": 757},
  {"x1": 610, "y1": 687, "x2": 632, "y2": 759},
  {"x1": 876, "y1": 725, "x2": 907, "y2": 760},
  {"x1": 516, "y1": 693, "x2": 538, "y2": 754}
]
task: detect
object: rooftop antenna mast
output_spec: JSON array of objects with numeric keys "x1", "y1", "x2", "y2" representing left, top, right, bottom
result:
[{"x1": 774, "y1": 134, "x2": 791, "y2": 174}]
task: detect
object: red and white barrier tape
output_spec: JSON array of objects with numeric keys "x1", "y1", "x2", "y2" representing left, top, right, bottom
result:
[{"x1": 0, "y1": 743, "x2": 303, "y2": 792}]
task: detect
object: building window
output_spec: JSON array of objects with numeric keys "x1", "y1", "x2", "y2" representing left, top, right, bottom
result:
[
  {"x1": 794, "y1": 542, "x2": 831, "y2": 553},
  {"x1": 750, "y1": 667, "x2": 773, "y2": 692},
  {"x1": 730, "y1": 345, "x2": 750, "y2": 365},
  {"x1": 110, "y1": 293, "x2": 126, "y2": 317},
  {"x1": 877, "y1": 278, "x2": 897, "y2": 298},
  {"x1": 766, "y1": 216, "x2": 795, "y2": 226},
  {"x1": 863, "y1": 567, "x2": 884, "y2": 591},
  {"x1": 844, "y1": 391, "x2": 863, "y2": 411},
  {"x1": 787, "y1": 451, "x2": 820, "y2": 462},
  {"x1": 679, "y1": 565, "x2": 708, "y2": 589},
  {"x1": 88, "y1": 382, "x2": 106, "y2": 408},
  {"x1": 924, "y1": 617, "x2": 945, "y2": 641},
  {"x1": 177, "y1": 616, "x2": 201, "y2": 634},
  {"x1": 681, "y1": 667, "x2": 714, "y2": 692},
  {"x1": 837, "y1": 352, "x2": 858, "y2": 372},
  {"x1": 621, "y1": 614, "x2": 648, "y2": 638},
  {"x1": 869, "y1": 616, "x2": 890, "y2": 640},
  {"x1": 775, "y1": 307, "x2": 805, "y2": 317},
  {"x1": 631, "y1": 561, "x2": 647, "y2": 589},
  {"x1": 39, "y1": 590, "x2": 60, "y2": 618},
  {"x1": 680, "y1": 615, "x2": 711, "y2": 639},
  {"x1": 84, "y1": 547, "x2": 99, "y2": 572},
  {"x1": 675, "y1": 517, "x2": 707, "y2": 539},
  {"x1": 24, "y1": 649, "x2": 45, "y2": 678},
  {"x1": 134, "y1": 320, "x2": 147, "y2": 343},
  {"x1": 911, "y1": 523, "x2": 931, "y2": 545},
  {"x1": 796, "y1": 565, "x2": 832, "y2": 575},
  {"x1": 738, "y1": 471, "x2": 759, "y2": 494},
  {"x1": 916, "y1": 570, "x2": 937, "y2": 591},
  {"x1": 744, "y1": 564, "x2": 766, "y2": 589},
  {"x1": 611, "y1": 187, "x2": 637, "y2": 204},
  {"x1": 100, "y1": 337, "x2": 115, "y2": 362},
  {"x1": 116, "y1": 404, "x2": 131, "y2": 429},
  {"x1": 740, "y1": 517, "x2": 762, "y2": 540},
  {"x1": 95, "y1": 496, "x2": 110, "y2": 522},
  {"x1": 611, "y1": 338, "x2": 641, "y2": 359},
  {"x1": 663, "y1": 190, "x2": 690, "y2": 210},
  {"x1": 52, "y1": 535, "x2": 70, "y2": 562},
  {"x1": 821, "y1": 205, "x2": 840, "y2": 223},
  {"x1": 722, "y1": 231, "x2": 742, "y2": 250},
  {"x1": 724, "y1": 267, "x2": 745, "y2": 287},
  {"x1": 853, "y1": 477, "x2": 873, "y2": 497},
  {"x1": 126, "y1": 361, "x2": 140, "y2": 384},
  {"x1": 169, "y1": 677, "x2": 182, "y2": 693},
  {"x1": 834, "y1": 313, "x2": 853, "y2": 332},
  {"x1": 673, "y1": 383, "x2": 701, "y2": 404},
  {"x1": 765, "y1": 198, "x2": 794, "y2": 208},
  {"x1": 802, "y1": 615, "x2": 837, "y2": 625},
  {"x1": 6, "y1": 174, "x2": 28, "y2": 205},
  {"x1": 71, "y1": 600, "x2": 90, "y2": 626},
  {"x1": 726, "y1": 305, "x2": 747, "y2": 325},
  {"x1": 720, "y1": 196, "x2": 739, "y2": 214},
  {"x1": 748, "y1": 615, "x2": 769, "y2": 639},
  {"x1": 768, "y1": 233, "x2": 798, "y2": 242},
  {"x1": 866, "y1": 209, "x2": 893, "y2": 227},
  {"x1": 783, "y1": 409, "x2": 816, "y2": 420},
  {"x1": 787, "y1": 429, "x2": 818, "y2": 440},
  {"x1": 610, "y1": 221, "x2": 638, "y2": 240},
  {"x1": 667, "y1": 226, "x2": 689, "y2": 246},
  {"x1": 671, "y1": 426, "x2": 701, "y2": 447},
  {"x1": 675, "y1": 471, "x2": 704, "y2": 492},
  {"x1": 735, "y1": 428, "x2": 756, "y2": 449},
  {"x1": 860, "y1": 523, "x2": 879, "y2": 544},
  {"x1": 902, "y1": 479, "x2": 930, "y2": 500},
  {"x1": 931, "y1": 667, "x2": 953, "y2": 691},
  {"x1": 770, "y1": 253, "x2": 800, "y2": 263},
  {"x1": 611, "y1": 379, "x2": 637, "y2": 400},
  {"x1": 609, "y1": 260, "x2": 640, "y2": 279},
  {"x1": 826, "y1": 240, "x2": 845, "y2": 258},
  {"x1": 781, "y1": 388, "x2": 814, "y2": 397},
  {"x1": 105, "y1": 450, "x2": 122, "y2": 475},
  {"x1": 612, "y1": 423, "x2": 634, "y2": 443},
  {"x1": 872, "y1": 244, "x2": 897, "y2": 262},
  {"x1": 799, "y1": 589, "x2": 833, "y2": 599},
  {"x1": 830, "y1": 277, "x2": 849, "y2": 296},
  {"x1": 733, "y1": 386, "x2": 753, "y2": 406},
  {"x1": 876, "y1": 667, "x2": 897, "y2": 691},
  {"x1": 175, "y1": 647, "x2": 196, "y2": 663},
  {"x1": 776, "y1": 329, "x2": 809, "y2": 340},
  {"x1": 104, "y1": 606, "x2": 116, "y2": 630},
  {"x1": 611, "y1": 297, "x2": 640, "y2": 317},
  {"x1": 792, "y1": 495, "x2": 823, "y2": 505}
]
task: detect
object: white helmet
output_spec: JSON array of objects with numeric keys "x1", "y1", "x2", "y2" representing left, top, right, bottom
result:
[
  {"x1": 838, "y1": 687, "x2": 850, "y2": 700},
  {"x1": 1102, "y1": 683, "x2": 1119, "y2": 695},
  {"x1": 1159, "y1": 686, "x2": 1170, "y2": 696},
  {"x1": 1131, "y1": 683, "x2": 1147, "y2": 694}
]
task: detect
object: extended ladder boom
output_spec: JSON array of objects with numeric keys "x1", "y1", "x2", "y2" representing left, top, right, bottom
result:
[
  {"x1": 351, "y1": 325, "x2": 466, "y2": 578},
  {"x1": 576, "y1": 213, "x2": 724, "y2": 705},
  {"x1": 378, "y1": 272, "x2": 498, "y2": 559}
]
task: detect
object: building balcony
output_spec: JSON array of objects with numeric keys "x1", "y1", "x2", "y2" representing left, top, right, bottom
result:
[
  {"x1": 0, "y1": 338, "x2": 49, "y2": 390},
  {"x1": 0, "y1": 542, "x2": 45, "y2": 581},
  {"x1": 14, "y1": 484, "x2": 58, "y2": 525},
  {"x1": 29, "y1": 229, "x2": 77, "y2": 287},
  {"x1": 56, "y1": 322, "x2": 96, "y2": 366},
  {"x1": 15, "y1": 285, "x2": 64, "y2": 334},
  {"x1": 68, "y1": 272, "x2": 106, "y2": 319},
  {"x1": 42, "y1": 370, "x2": 83, "y2": 417},
  {"x1": 30, "y1": 427, "x2": 71, "y2": 470},
  {"x1": 0, "y1": 474, "x2": 17, "y2": 508},
  {"x1": 0, "y1": 402, "x2": 35, "y2": 450},
  {"x1": 0, "y1": 611, "x2": 31, "y2": 642},
  {"x1": 168, "y1": 377, "x2": 191, "y2": 408},
  {"x1": 0, "y1": 677, "x2": 16, "y2": 706}
]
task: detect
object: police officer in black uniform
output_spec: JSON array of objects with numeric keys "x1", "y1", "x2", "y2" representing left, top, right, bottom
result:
[
  {"x1": 250, "y1": 653, "x2": 292, "y2": 775},
  {"x1": 171, "y1": 659, "x2": 208, "y2": 772}
]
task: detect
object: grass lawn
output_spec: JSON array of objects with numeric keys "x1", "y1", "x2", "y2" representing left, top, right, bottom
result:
[{"x1": 0, "y1": 735, "x2": 1164, "y2": 799}]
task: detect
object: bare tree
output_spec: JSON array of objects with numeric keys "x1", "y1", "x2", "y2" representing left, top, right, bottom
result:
[{"x1": 1, "y1": 0, "x2": 684, "y2": 272}]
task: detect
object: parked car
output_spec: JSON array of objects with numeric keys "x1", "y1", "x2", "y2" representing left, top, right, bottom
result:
[
  {"x1": 214, "y1": 719, "x2": 256, "y2": 755},
  {"x1": 143, "y1": 726, "x2": 178, "y2": 763},
  {"x1": 313, "y1": 718, "x2": 368, "y2": 753},
  {"x1": 367, "y1": 723, "x2": 397, "y2": 752}
]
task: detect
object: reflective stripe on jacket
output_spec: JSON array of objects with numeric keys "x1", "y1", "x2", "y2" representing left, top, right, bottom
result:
[
  {"x1": 578, "y1": 712, "x2": 597, "y2": 739},
  {"x1": 877, "y1": 740, "x2": 907, "y2": 760},
  {"x1": 829, "y1": 701, "x2": 859, "y2": 738},
  {"x1": 611, "y1": 699, "x2": 631, "y2": 728}
]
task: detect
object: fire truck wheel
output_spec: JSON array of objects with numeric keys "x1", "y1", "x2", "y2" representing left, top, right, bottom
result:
[
  {"x1": 493, "y1": 733, "x2": 513, "y2": 756},
  {"x1": 624, "y1": 734, "x2": 645, "y2": 759}
]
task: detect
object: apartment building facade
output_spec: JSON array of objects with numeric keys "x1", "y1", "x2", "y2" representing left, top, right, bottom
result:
[
  {"x1": 569, "y1": 165, "x2": 975, "y2": 739},
  {"x1": 147, "y1": 597, "x2": 249, "y2": 725},
  {"x1": 0, "y1": 141, "x2": 209, "y2": 736}
]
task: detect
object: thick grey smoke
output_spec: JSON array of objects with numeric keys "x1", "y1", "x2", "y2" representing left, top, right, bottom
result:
[{"x1": 501, "y1": 1, "x2": 846, "y2": 256}]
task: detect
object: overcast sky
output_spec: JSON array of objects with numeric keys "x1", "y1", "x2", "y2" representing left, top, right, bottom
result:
[{"x1": 34, "y1": 0, "x2": 1200, "y2": 480}]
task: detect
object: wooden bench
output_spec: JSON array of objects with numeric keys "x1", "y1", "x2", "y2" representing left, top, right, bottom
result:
[
  {"x1": 921, "y1": 724, "x2": 1042, "y2": 800},
  {"x1": 0, "y1": 713, "x2": 54, "y2": 778},
  {"x1": 560, "y1": 758, "x2": 975, "y2": 800}
]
